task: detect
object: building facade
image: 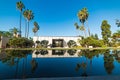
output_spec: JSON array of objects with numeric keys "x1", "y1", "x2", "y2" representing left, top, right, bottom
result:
[
  {"x1": 33, "y1": 36, "x2": 81, "y2": 48},
  {"x1": 0, "y1": 36, "x2": 10, "y2": 48}
]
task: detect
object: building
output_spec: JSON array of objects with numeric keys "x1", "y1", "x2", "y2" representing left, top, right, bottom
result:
[
  {"x1": 0, "y1": 36, "x2": 10, "y2": 48},
  {"x1": 33, "y1": 36, "x2": 81, "y2": 48}
]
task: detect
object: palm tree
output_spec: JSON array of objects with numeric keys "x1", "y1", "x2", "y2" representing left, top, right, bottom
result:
[
  {"x1": 77, "y1": 8, "x2": 89, "y2": 37},
  {"x1": 10, "y1": 27, "x2": 19, "y2": 37},
  {"x1": 32, "y1": 27, "x2": 37, "y2": 36},
  {"x1": 23, "y1": 10, "x2": 28, "y2": 37},
  {"x1": 33, "y1": 21, "x2": 40, "y2": 36},
  {"x1": 74, "y1": 23, "x2": 79, "y2": 36},
  {"x1": 82, "y1": 8, "x2": 90, "y2": 36},
  {"x1": 116, "y1": 19, "x2": 120, "y2": 27},
  {"x1": 23, "y1": 9, "x2": 34, "y2": 38},
  {"x1": 16, "y1": 1, "x2": 25, "y2": 36}
]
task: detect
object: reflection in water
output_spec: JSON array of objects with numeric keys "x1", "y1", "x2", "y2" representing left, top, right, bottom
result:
[
  {"x1": 1, "y1": 49, "x2": 120, "y2": 79},
  {"x1": 52, "y1": 50, "x2": 66, "y2": 55},
  {"x1": 0, "y1": 50, "x2": 32, "y2": 79},
  {"x1": 113, "y1": 50, "x2": 120, "y2": 63},
  {"x1": 32, "y1": 50, "x2": 79, "y2": 58},
  {"x1": 67, "y1": 49, "x2": 77, "y2": 55},
  {"x1": 30, "y1": 59, "x2": 38, "y2": 73},
  {"x1": 104, "y1": 50, "x2": 114, "y2": 74}
]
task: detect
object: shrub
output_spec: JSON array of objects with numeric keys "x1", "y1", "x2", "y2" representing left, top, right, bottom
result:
[
  {"x1": 40, "y1": 40, "x2": 49, "y2": 48},
  {"x1": 67, "y1": 40, "x2": 77, "y2": 48}
]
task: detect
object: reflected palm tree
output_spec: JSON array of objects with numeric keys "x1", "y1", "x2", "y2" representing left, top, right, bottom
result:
[
  {"x1": 1, "y1": 50, "x2": 32, "y2": 78},
  {"x1": 75, "y1": 63, "x2": 81, "y2": 71},
  {"x1": 30, "y1": 59, "x2": 38, "y2": 73}
]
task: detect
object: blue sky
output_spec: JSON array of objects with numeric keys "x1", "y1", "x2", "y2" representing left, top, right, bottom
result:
[{"x1": 0, "y1": 0, "x2": 120, "y2": 38}]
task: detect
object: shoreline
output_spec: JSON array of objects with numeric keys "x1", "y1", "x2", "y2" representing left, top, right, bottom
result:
[{"x1": 0, "y1": 47, "x2": 120, "y2": 50}]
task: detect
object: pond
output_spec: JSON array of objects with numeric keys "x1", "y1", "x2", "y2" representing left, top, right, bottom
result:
[{"x1": 0, "y1": 49, "x2": 120, "y2": 79}]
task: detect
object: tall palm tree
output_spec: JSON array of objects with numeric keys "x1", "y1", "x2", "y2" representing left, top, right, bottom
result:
[
  {"x1": 82, "y1": 8, "x2": 90, "y2": 36},
  {"x1": 16, "y1": 1, "x2": 25, "y2": 37},
  {"x1": 77, "y1": 8, "x2": 89, "y2": 37},
  {"x1": 23, "y1": 9, "x2": 34, "y2": 38}
]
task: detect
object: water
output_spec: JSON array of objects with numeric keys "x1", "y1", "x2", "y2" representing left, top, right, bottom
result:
[{"x1": 0, "y1": 49, "x2": 120, "y2": 79}]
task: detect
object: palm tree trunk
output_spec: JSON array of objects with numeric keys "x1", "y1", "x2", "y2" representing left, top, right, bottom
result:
[
  {"x1": 87, "y1": 20, "x2": 90, "y2": 37},
  {"x1": 27, "y1": 21, "x2": 29, "y2": 38},
  {"x1": 82, "y1": 23, "x2": 87, "y2": 38},
  {"x1": 20, "y1": 11, "x2": 22, "y2": 37},
  {"x1": 25, "y1": 19, "x2": 27, "y2": 38}
]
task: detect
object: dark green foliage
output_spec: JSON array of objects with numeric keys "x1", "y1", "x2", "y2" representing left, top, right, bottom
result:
[
  {"x1": 79, "y1": 37, "x2": 104, "y2": 47},
  {"x1": 111, "y1": 30, "x2": 120, "y2": 47},
  {"x1": 67, "y1": 49, "x2": 77, "y2": 55},
  {"x1": 36, "y1": 40, "x2": 40, "y2": 44},
  {"x1": 8, "y1": 37, "x2": 34, "y2": 48},
  {"x1": 40, "y1": 40, "x2": 49, "y2": 48},
  {"x1": 101, "y1": 20, "x2": 111, "y2": 45},
  {"x1": 67, "y1": 40, "x2": 77, "y2": 48},
  {"x1": 39, "y1": 50, "x2": 48, "y2": 55}
]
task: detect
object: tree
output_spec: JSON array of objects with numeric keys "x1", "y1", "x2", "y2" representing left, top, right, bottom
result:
[
  {"x1": 23, "y1": 9, "x2": 34, "y2": 38},
  {"x1": 111, "y1": 30, "x2": 120, "y2": 47},
  {"x1": 77, "y1": 8, "x2": 89, "y2": 37},
  {"x1": 79, "y1": 37, "x2": 104, "y2": 47},
  {"x1": 9, "y1": 27, "x2": 19, "y2": 37},
  {"x1": 33, "y1": 21, "x2": 40, "y2": 36},
  {"x1": 101, "y1": 20, "x2": 111, "y2": 45},
  {"x1": 0, "y1": 31, "x2": 12, "y2": 37},
  {"x1": 23, "y1": 10, "x2": 28, "y2": 37},
  {"x1": 8, "y1": 37, "x2": 34, "y2": 48},
  {"x1": 16, "y1": 1, "x2": 25, "y2": 36}
]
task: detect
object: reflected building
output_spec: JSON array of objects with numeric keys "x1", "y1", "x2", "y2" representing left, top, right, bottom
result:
[{"x1": 32, "y1": 50, "x2": 81, "y2": 58}]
